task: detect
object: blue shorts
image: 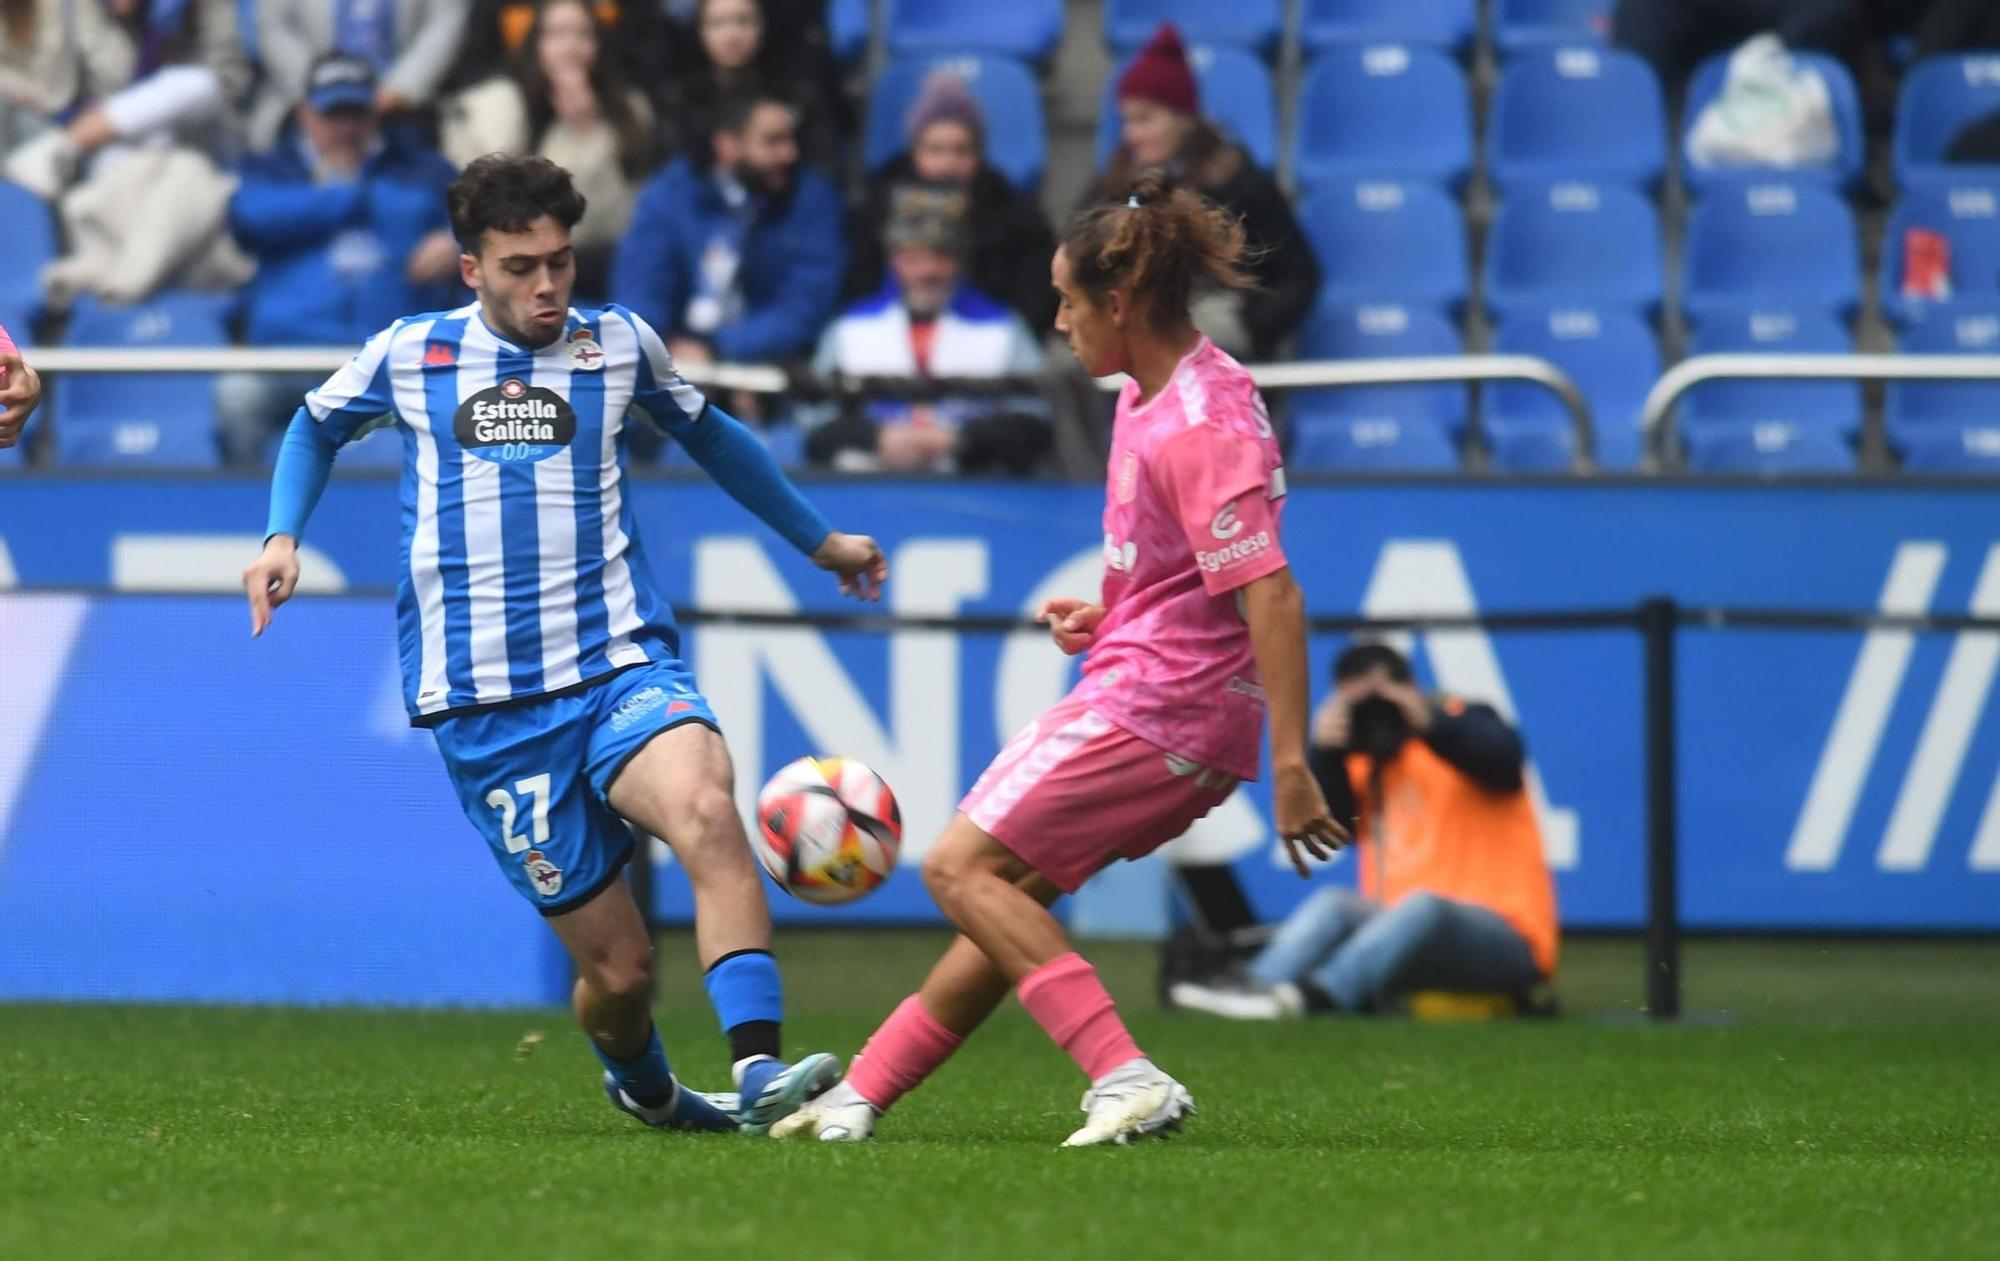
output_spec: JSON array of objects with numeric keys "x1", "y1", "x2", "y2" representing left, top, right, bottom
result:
[{"x1": 430, "y1": 659, "x2": 719, "y2": 915}]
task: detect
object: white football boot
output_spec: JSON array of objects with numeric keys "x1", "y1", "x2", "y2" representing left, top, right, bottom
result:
[
  {"x1": 1062, "y1": 1059, "x2": 1195, "y2": 1148},
  {"x1": 768, "y1": 1079, "x2": 879, "y2": 1142}
]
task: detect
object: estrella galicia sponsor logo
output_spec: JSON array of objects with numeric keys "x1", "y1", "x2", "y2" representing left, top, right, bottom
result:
[
  {"x1": 454, "y1": 378, "x2": 575, "y2": 464},
  {"x1": 609, "y1": 686, "x2": 671, "y2": 733}
]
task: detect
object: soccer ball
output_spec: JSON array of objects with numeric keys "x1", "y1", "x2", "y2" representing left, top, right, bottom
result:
[{"x1": 753, "y1": 756, "x2": 903, "y2": 904}]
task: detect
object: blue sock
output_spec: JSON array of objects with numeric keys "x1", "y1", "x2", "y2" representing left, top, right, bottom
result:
[
  {"x1": 704, "y1": 949, "x2": 784, "y2": 1062},
  {"x1": 594, "y1": 1023, "x2": 674, "y2": 1108}
]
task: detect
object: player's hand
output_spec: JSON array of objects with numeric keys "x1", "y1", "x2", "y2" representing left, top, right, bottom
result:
[
  {"x1": 243, "y1": 536, "x2": 301, "y2": 637},
  {"x1": 1035, "y1": 597, "x2": 1104, "y2": 656},
  {"x1": 812, "y1": 531, "x2": 887, "y2": 601},
  {"x1": 0, "y1": 350, "x2": 43, "y2": 447},
  {"x1": 1273, "y1": 761, "x2": 1348, "y2": 879}
]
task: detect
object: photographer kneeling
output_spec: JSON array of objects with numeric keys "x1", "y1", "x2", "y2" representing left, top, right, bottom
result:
[{"x1": 1172, "y1": 643, "x2": 1558, "y2": 1018}]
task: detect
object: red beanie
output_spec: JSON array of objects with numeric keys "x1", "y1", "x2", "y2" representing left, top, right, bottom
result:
[{"x1": 1117, "y1": 22, "x2": 1198, "y2": 116}]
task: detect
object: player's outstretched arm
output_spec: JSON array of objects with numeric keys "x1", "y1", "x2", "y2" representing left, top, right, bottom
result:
[
  {"x1": 1242, "y1": 568, "x2": 1351, "y2": 876},
  {"x1": 244, "y1": 535, "x2": 301, "y2": 637},
  {"x1": 810, "y1": 532, "x2": 888, "y2": 602},
  {"x1": 244, "y1": 409, "x2": 338, "y2": 636}
]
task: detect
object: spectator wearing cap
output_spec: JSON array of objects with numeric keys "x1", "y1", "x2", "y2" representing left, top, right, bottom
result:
[
  {"x1": 214, "y1": 53, "x2": 461, "y2": 467},
  {"x1": 845, "y1": 71, "x2": 1057, "y2": 334},
  {"x1": 1095, "y1": 22, "x2": 1318, "y2": 360},
  {"x1": 806, "y1": 184, "x2": 1050, "y2": 475},
  {"x1": 250, "y1": 0, "x2": 472, "y2": 148}
]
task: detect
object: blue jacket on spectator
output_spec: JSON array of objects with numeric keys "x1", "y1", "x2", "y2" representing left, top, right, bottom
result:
[
  {"x1": 612, "y1": 157, "x2": 847, "y2": 362},
  {"x1": 231, "y1": 128, "x2": 459, "y2": 346}
]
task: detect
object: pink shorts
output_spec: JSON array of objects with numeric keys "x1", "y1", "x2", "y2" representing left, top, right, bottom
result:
[{"x1": 958, "y1": 696, "x2": 1242, "y2": 893}]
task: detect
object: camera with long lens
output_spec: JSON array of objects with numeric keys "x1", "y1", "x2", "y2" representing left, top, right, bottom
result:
[{"x1": 1349, "y1": 695, "x2": 1411, "y2": 758}]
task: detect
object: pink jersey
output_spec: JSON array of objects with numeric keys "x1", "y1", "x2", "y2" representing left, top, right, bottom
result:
[{"x1": 1072, "y1": 337, "x2": 1288, "y2": 780}]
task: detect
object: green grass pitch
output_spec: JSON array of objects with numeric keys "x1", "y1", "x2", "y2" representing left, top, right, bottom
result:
[{"x1": 5, "y1": 934, "x2": 1997, "y2": 1261}]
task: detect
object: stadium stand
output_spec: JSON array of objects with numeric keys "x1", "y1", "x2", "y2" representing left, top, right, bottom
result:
[
  {"x1": 865, "y1": 54, "x2": 1046, "y2": 191},
  {"x1": 0, "y1": 181, "x2": 55, "y2": 341},
  {"x1": 1293, "y1": 44, "x2": 1472, "y2": 192},
  {"x1": 1483, "y1": 183, "x2": 1662, "y2": 320},
  {"x1": 1299, "y1": 0, "x2": 1478, "y2": 54},
  {"x1": 1103, "y1": 0, "x2": 1284, "y2": 56},
  {"x1": 1888, "y1": 312, "x2": 2000, "y2": 473},
  {"x1": 1486, "y1": 46, "x2": 1666, "y2": 193},
  {"x1": 1895, "y1": 54, "x2": 2000, "y2": 189},
  {"x1": 1879, "y1": 180, "x2": 2000, "y2": 329},
  {"x1": 1681, "y1": 48, "x2": 1864, "y2": 193},
  {"x1": 1300, "y1": 181, "x2": 1468, "y2": 313},
  {"x1": 1681, "y1": 182, "x2": 1861, "y2": 329},
  {"x1": 1678, "y1": 309, "x2": 1861, "y2": 474},
  {"x1": 1491, "y1": 0, "x2": 1613, "y2": 52},
  {"x1": 1287, "y1": 303, "x2": 1465, "y2": 473},
  {"x1": 885, "y1": 0, "x2": 1065, "y2": 63},
  {"x1": 54, "y1": 292, "x2": 234, "y2": 469},
  {"x1": 1488, "y1": 307, "x2": 1659, "y2": 471},
  {"x1": 1097, "y1": 43, "x2": 1278, "y2": 170}
]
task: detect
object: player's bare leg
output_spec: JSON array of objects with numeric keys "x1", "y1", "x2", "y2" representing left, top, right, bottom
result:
[{"x1": 607, "y1": 721, "x2": 839, "y2": 1130}]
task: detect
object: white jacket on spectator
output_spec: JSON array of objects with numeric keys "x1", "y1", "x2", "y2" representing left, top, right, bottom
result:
[
  {"x1": 251, "y1": 0, "x2": 470, "y2": 146},
  {"x1": 811, "y1": 284, "x2": 1045, "y2": 422},
  {"x1": 0, "y1": 0, "x2": 248, "y2": 140}
]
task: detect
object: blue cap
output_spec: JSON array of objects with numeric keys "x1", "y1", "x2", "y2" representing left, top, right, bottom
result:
[{"x1": 307, "y1": 53, "x2": 376, "y2": 114}]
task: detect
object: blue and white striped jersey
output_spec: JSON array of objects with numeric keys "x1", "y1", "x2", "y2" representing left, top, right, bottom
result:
[{"x1": 304, "y1": 302, "x2": 708, "y2": 724}]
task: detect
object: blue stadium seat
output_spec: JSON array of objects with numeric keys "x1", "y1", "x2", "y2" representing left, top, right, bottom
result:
[
  {"x1": 1683, "y1": 49, "x2": 1863, "y2": 193},
  {"x1": 1299, "y1": 0, "x2": 1477, "y2": 53},
  {"x1": 0, "y1": 181, "x2": 55, "y2": 338},
  {"x1": 865, "y1": 55, "x2": 1045, "y2": 191},
  {"x1": 1879, "y1": 180, "x2": 2000, "y2": 329},
  {"x1": 1681, "y1": 182, "x2": 1860, "y2": 329},
  {"x1": 1301, "y1": 181, "x2": 1468, "y2": 313},
  {"x1": 1488, "y1": 308, "x2": 1660, "y2": 470},
  {"x1": 1293, "y1": 45, "x2": 1472, "y2": 192},
  {"x1": 1488, "y1": 46, "x2": 1665, "y2": 193},
  {"x1": 1291, "y1": 301, "x2": 1468, "y2": 433},
  {"x1": 55, "y1": 292, "x2": 234, "y2": 468},
  {"x1": 828, "y1": 0, "x2": 870, "y2": 63},
  {"x1": 1493, "y1": 0, "x2": 1613, "y2": 52},
  {"x1": 886, "y1": 0, "x2": 1063, "y2": 62},
  {"x1": 1289, "y1": 413, "x2": 1461, "y2": 471},
  {"x1": 1679, "y1": 309, "x2": 1860, "y2": 473},
  {"x1": 1887, "y1": 312, "x2": 2000, "y2": 472},
  {"x1": 1097, "y1": 44, "x2": 1277, "y2": 170},
  {"x1": 1483, "y1": 183, "x2": 1661, "y2": 320},
  {"x1": 1104, "y1": 0, "x2": 1282, "y2": 56},
  {"x1": 1895, "y1": 54, "x2": 2000, "y2": 190}
]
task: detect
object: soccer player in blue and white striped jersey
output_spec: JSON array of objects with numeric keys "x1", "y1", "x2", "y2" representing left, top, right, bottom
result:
[{"x1": 242, "y1": 155, "x2": 886, "y2": 1135}]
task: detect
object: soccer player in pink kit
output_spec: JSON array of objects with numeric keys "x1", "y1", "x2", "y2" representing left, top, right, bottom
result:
[{"x1": 776, "y1": 172, "x2": 1348, "y2": 1147}]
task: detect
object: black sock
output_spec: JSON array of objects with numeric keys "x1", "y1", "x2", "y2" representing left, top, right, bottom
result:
[{"x1": 729, "y1": 1019, "x2": 781, "y2": 1064}]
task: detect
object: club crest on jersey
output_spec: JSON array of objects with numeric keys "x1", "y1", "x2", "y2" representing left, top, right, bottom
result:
[
  {"x1": 454, "y1": 378, "x2": 576, "y2": 464},
  {"x1": 524, "y1": 850, "x2": 564, "y2": 898},
  {"x1": 567, "y1": 326, "x2": 604, "y2": 371}
]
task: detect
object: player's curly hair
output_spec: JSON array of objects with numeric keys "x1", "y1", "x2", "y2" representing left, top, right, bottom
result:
[
  {"x1": 448, "y1": 154, "x2": 588, "y2": 254},
  {"x1": 1058, "y1": 170, "x2": 1255, "y2": 331}
]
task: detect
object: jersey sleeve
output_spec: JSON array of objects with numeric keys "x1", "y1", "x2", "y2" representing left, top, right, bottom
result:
[
  {"x1": 303, "y1": 321, "x2": 403, "y2": 445},
  {"x1": 615, "y1": 306, "x2": 709, "y2": 434},
  {"x1": 1151, "y1": 423, "x2": 1289, "y2": 595}
]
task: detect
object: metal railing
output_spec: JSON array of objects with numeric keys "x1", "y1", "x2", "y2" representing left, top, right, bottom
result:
[{"x1": 1642, "y1": 353, "x2": 2000, "y2": 469}]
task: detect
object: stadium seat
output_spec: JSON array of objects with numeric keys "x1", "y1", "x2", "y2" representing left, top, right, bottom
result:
[
  {"x1": 1290, "y1": 301, "x2": 1468, "y2": 433},
  {"x1": 1682, "y1": 49, "x2": 1863, "y2": 193},
  {"x1": 1493, "y1": 0, "x2": 1613, "y2": 52},
  {"x1": 1483, "y1": 183, "x2": 1661, "y2": 320},
  {"x1": 1289, "y1": 414, "x2": 1461, "y2": 471},
  {"x1": 828, "y1": 0, "x2": 869, "y2": 63},
  {"x1": 865, "y1": 55, "x2": 1045, "y2": 191},
  {"x1": 1488, "y1": 307, "x2": 1660, "y2": 471},
  {"x1": 885, "y1": 0, "x2": 1063, "y2": 62},
  {"x1": 1879, "y1": 180, "x2": 2000, "y2": 328},
  {"x1": 1895, "y1": 54, "x2": 2000, "y2": 189},
  {"x1": 1097, "y1": 44, "x2": 1277, "y2": 170},
  {"x1": 1678, "y1": 309, "x2": 1860, "y2": 473},
  {"x1": 1300, "y1": 181, "x2": 1468, "y2": 313},
  {"x1": 54, "y1": 291, "x2": 233, "y2": 468},
  {"x1": 1487, "y1": 46, "x2": 1666, "y2": 193},
  {"x1": 1293, "y1": 45, "x2": 1472, "y2": 192},
  {"x1": 1887, "y1": 312, "x2": 2000, "y2": 472},
  {"x1": 333, "y1": 424, "x2": 405, "y2": 473},
  {"x1": 0, "y1": 180, "x2": 55, "y2": 338},
  {"x1": 1681, "y1": 182, "x2": 1860, "y2": 329},
  {"x1": 1103, "y1": 0, "x2": 1282, "y2": 56},
  {"x1": 1299, "y1": 0, "x2": 1477, "y2": 53}
]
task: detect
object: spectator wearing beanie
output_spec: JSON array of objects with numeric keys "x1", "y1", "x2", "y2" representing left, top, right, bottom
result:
[
  {"x1": 1096, "y1": 22, "x2": 1318, "y2": 360},
  {"x1": 846, "y1": 72, "x2": 1057, "y2": 333}
]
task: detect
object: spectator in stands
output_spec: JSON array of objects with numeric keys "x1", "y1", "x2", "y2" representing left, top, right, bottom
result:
[
  {"x1": 1613, "y1": 0, "x2": 1858, "y2": 89},
  {"x1": 0, "y1": 322, "x2": 41, "y2": 448},
  {"x1": 0, "y1": 0, "x2": 250, "y2": 199},
  {"x1": 1095, "y1": 23, "x2": 1317, "y2": 361},
  {"x1": 655, "y1": 0, "x2": 842, "y2": 168},
  {"x1": 611, "y1": 85, "x2": 845, "y2": 372},
  {"x1": 440, "y1": 0, "x2": 659, "y2": 298},
  {"x1": 847, "y1": 72, "x2": 1058, "y2": 336},
  {"x1": 214, "y1": 54, "x2": 460, "y2": 468},
  {"x1": 807, "y1": 184, "x2": 1050, "y2": 475},
  {"x1": 250, "y1": 0, "x2": 470, "y2": 148},
  {"x1": 445, "y1": 0, "x2": 676, "y2": 105},
  {"x1": 1170, "y1": 643, "x2": 1559, "y2": 1019}
]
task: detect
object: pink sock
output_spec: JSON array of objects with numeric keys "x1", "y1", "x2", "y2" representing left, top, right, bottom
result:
[
  {"x1": 1017, "y1": 952, "x2": 1143, "y2": 1082},
  {"x1": 844, "y1": 994, "x2": 964, "y2": 1112}
]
